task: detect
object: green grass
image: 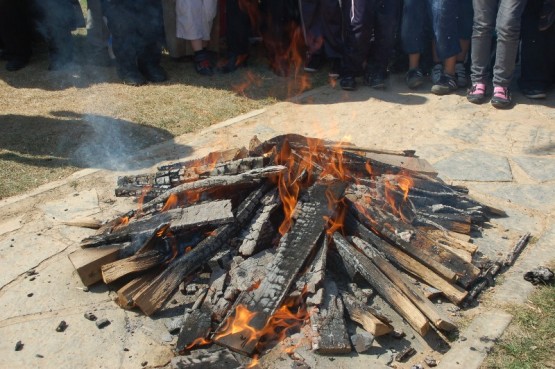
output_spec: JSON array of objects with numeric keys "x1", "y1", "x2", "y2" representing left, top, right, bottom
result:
[{"x1": 484, "y1": 276, "x2": 555, "y2": 369}]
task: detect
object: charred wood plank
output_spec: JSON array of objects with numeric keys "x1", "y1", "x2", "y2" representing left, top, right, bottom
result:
[
  {"x1": 351, "y1": 237, "x2": 457, "y2": 331},
  {"x1": 427, "y1": 230, "x2": 478, "y2": 255},
  {"x1": 171, "y1": 346, "x2": 242, "y2": 369},
  {"x1": 340, "y1": 291, "x2": 393, "y2": 337},
  {"x1": 294, "y1": 237, "x2": 327, "y2": 298},
  {"x1": 347, "y1": 197, "x2": 480, "y2": 287},
  {"x1": 214, "y1": 180, "x2": 346, "y2": 355},
  {"x1": 333, "y1": 233, "x2": 430, "y2": 336},
  {"x1": 81, "y1": 200, "x2": 234, "y2": 248},
  {"x1": 346, "y1": 215, "x2": 468, "y2": 305},
  {"x1": 141, "y1": 166, "x2": 286, "y2": 213},
  {"x1": 227, "y1": 250, "x2": 276, "y2": 293},
  {"x1": 175, "y1": 288, "x2": 212, "y2": 353},
  {"x1": 238, "y1": 190, "x2": 281, "y2": 256},
  {"x1": 311, "y1": 279, "x2": 352, "y2": 354},
  {"x1": 133, "y1": 184, "x2": 271, "y2": 316}
]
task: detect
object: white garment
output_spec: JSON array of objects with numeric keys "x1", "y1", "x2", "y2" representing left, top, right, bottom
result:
[{"x1": 176, "y1": 0, "x2": 218, "y2": 41}]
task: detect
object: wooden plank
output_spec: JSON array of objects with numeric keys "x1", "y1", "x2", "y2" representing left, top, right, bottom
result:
[
  {"x1": 81, "y1": 200, "x2": 234, "y2": 248},
  {"x1": 427, "y1": 230, "x2": 478, "y2": 254},
  {"x1": 363, "y1": 153, "x2": 437, "y2": 176},
  {"x1": 214, "y1": 180, "x2": 346, "y2": 355},
  {"x1": 333, "y1": 233, "x2": 430, "y2": 336},
  {"x1": 351, "y1": 237, "x2": 457, "y2": 331},
  {"x1": 116, "y1": 270, "x2": 161, "y2": 309},
  {"x1": 171, "y1": 347, "x2": 242, "y2": 369},
  {"x1": 238, "y1": 190, "x2": 280, "y2": 256},
  {"x1": 133, "y1": 183, "x2": 271, "y2": 316},
  {"x1": 68, "y1": 246, "x2": 121, "y2": 286},
  {"x1": 101, "y1": 249, "x2": 167, "y2": 284},
  {"x1": 347, "y1": 198, "x2": 480, "y2": 287},
  {"x1": 175, "y1": 288, "x2": 212, "y2": 353},
  {"x1": 340, "y1": 291, "x2": 393, "y2": 337},
  {"x1": 346, "y1": 216, "x2": 468, "y2": 305},
  {"x1": 311, "y1": 279, "x2": 352, "y2": 354},
  {"x1": 141, "y1": 165, "x2": 286, "y2": 213}
]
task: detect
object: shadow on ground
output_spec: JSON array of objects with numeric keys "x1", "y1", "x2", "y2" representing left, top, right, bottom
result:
[{"x1": 0, "y1": 111, "x2": 191, "y2": 171}]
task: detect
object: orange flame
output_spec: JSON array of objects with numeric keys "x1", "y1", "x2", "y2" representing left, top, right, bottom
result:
[
  {"x1": 184, "y1": 337, "x2": 211, "y2": 351},
  {"x1": 232, "y1": 70, "x2": 263, "y2": 96},
  {"x1": 161, "y1": 193, "x2": 178, "y2": 212},
  {"x1": 215, "y1": 294, "x2": 310, "y2": 354},
  {"x1": 136, "y1": 185, "x2": 152, "y2": 215},
  {"x1": 383, "y1": 174, "x2": 414, "y2": 222},
  {"x1": 246, "y1": 355, "x2": 260, "y2": 369},
  {"x1": 113, "y1": 216, "x2": 129, "y2": 231}
]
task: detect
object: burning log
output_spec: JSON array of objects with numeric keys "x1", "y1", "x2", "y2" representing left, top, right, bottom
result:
[
  {"x1": 81, "y1": 200, "x2": 234, "y2": 248},
  {"x1": 133, "y1": 183, "x2": 272, "y2": 315},
  {"x1": 333, "y1": 233, "x2": 430, "y2": 336},
  {"x1": 140, "y1": 165, "x2": 286, "y2": 214},
  {"x1": 238, "y1": 190, "x2": 281, "y2": 256},
  {"x1": 214, "y1": 180, "x2": 346, "y2": 355}
]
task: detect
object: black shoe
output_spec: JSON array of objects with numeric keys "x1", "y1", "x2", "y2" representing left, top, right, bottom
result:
[
  {"x1": 405, "y1": 68, "x2": 424, "y2": 89},
  {"x1": 117, "y1": 68, "x2": 147, "y2": 86},
  {"x1": 6, "y1": 57, "x2": 29, "y2": 71},
  {"x1": 328, "y1": 58, "x2": 340, "y2": 79},
  {"x1": 431, "y1": 74, "x2": 458, "y2": 95},
  {"x1": 522, "y1": 88, "x2": 547, "y2": 99},
  {"x1": 194, "y1": 51, "x2": 214, "y2": 76},
  {"x1": 364, "y1": 70, "x2": 387, "y2": 89},
  {"x1": 139, "y1": 63, "x2": 168, "y2": 83},
  {"x1": 304, "y1": 53, "x2": 323, "y2": 72},
  {"x1": 340, "y1": 76, "x2": 357, "y2": 91},
  {"x1": 219, "y1": 53, "x2": 248, "y2": 74}
]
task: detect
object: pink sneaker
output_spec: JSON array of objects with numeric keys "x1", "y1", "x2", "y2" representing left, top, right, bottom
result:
[
  {"x1": 491, "y1": 86, "x2": 512, "y2": 109},
  {"x1": 467, "y1": 82, "x2": 487, "y2": 104}
]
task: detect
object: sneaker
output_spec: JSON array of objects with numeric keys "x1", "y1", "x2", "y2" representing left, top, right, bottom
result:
[
  {"x1": 491, "y1": 86, "x2": 512, "y2": 108},
  {"x1": 431, "y1": 63, "x2": 443, "y2": 85},
  {"x1": 194, "y1": 51, "x2": 214, "y2": 76},
  {"x1": 328, "y1": 58, "x2": 340, "y2": 79},
  {"x1": 522, "y1": 88, "x2": 547, "y2": 99},
  {"x1": 405, "y1": 68, "x2": 424, "y2": 89},
  {"x1": 431, "y1": 74, "x2": 458, "y2": 95},
  {"x1": 455, "y1": 62, "x2": 468, "y2": 88},
  {"x1": 304, "y1": 53, "x2": 323, "y2": 72},
  {"x1": 467, "y1": 82, "x2": 487, "y2": 104},
  {"x1": 364, "y1": 70, "x2": 387, "y2": 89},
  {"x1": 340, "y1": 76, "x2": 357, "y2": 91}
]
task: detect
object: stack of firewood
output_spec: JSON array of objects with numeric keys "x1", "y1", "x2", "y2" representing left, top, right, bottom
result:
[{"x1": 68, "y1": 134, "x2": 504, "y2": 362}]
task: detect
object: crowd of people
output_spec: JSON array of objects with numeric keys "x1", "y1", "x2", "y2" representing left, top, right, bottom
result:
[{"x1": 0, "y1": 0, "x2": 554, "y2": 109}]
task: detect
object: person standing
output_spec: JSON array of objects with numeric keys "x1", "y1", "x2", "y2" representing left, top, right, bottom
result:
[
  {"x1": 85, "y1": 0, "x2": 112, "y2": 66},
  {"x1": 0, "y1": 0, "x2": 34, "y2": 71},
  {"x1": 104, "y1": 0, "x2": 167, "y2": 85},
  {"x1": 467, "y1": 0, "x2": 528, "y2": 108},
  {"x1": 176, "y1": 0, "x2": 218, "y2": 76}
]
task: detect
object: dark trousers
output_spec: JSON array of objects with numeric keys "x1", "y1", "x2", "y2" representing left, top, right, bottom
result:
[
  {"x1": 105, "y1": 0, "x2": 164, "y2": 72},
  {"x1": 0, "y1": 0, "x2": 33, "y2": 62},
  {"x1": 34, "y1": 0, "x2": 75, "y2": 65},
  {"x1": 519, "y1": 0, "x2": 555, "y2": 90},
  {"x1": 341, "y1": 0, "x2": 376, "y2": 76},
  {"x1": 299, "y1": 0, "x2": 343, "y2": 59},
  {"x1": 226, "y1": 0, "x2": 254, "y2": 55},
  {"x1": 369, "y1": 0, "x2": 402, "y2": 72},
  {"x1": 401, "y1": 0, "x2": 461, "y2": 60}
]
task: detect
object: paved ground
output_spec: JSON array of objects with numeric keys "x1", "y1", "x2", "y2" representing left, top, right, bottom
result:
[{"x1": 0, "y1": 77, "x2": 554, "y2": 369}]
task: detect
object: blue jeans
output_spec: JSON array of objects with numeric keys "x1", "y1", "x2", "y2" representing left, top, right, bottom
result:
[
  {"x1": 470, "y1": 0, "x2": 528, "y2": 87},
  {"x1": 401, "y1": 0, "x2": 461, "y2": 61}
]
